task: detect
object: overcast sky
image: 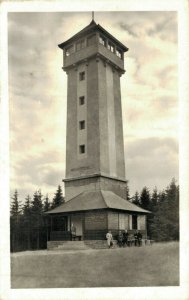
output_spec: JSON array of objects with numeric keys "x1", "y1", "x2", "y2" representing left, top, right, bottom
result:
[{"x1": 8, "y1": 11, "x2": 178, "y2": 201}]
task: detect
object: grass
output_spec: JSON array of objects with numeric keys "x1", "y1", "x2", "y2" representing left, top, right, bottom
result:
[{"x1": 11, "y1": 242, "x2": 179, "y2": 288}]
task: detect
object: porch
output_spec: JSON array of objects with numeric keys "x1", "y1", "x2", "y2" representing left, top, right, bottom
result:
[{"x1": 45, "y1": 190, "x2": 150, "y2": 242}]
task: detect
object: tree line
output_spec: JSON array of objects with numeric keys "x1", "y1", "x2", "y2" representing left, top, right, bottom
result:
[
  {"x1": 10, "y1": 179, "x2": 179, "y2": 252},
  {"x1": 127, "y1": 178, "x2": 179, "y2": 241},
  {"x1": 10, "y1": 185, "x2": 64, "y2": 252}
]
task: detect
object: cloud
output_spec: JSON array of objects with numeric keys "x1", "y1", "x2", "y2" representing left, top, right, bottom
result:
[
  {"x1": 118, "y1": 22, "x2": 138, "y2": 38},
  {"x1": 125, "y1": 137, "x2": 178, "y2": 194}
]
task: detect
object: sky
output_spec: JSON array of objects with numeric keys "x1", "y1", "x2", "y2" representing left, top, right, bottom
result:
[{"x1": 8, "y1": 11, "x2": 178, "y2": 202}]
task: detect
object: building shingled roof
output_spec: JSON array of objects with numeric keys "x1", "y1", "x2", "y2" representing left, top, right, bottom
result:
[
  {"x1": 58, "y1": 20, "x2": 128, "y2": 52},
  {"x1": 46, "y1": 190, "x2": 150, "y2": 214}
]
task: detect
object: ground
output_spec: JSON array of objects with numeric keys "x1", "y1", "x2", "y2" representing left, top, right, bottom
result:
[{"x1": 11, "y1": 242, "x2": 179, "y2": 288}]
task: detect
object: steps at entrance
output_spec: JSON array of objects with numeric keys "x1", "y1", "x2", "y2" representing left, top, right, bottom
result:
[
  {"x1": 47, "y1": 240, "x2": 119, "y2": 250},
  {"x1": 47, "y1": 241, "x2": 90, "y2": 251},
  {"x1": 84, "y1": 240, "x2": 118, "y2": 249}
]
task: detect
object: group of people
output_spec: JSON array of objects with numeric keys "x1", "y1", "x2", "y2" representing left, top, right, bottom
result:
[{"x1": 106, "y1": 230, "x2": 143, "y2": 248}]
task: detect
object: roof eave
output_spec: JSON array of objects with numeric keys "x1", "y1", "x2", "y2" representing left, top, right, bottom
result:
[{"x1": 58, "y1": 23, "x2": 128, "y2": 52}]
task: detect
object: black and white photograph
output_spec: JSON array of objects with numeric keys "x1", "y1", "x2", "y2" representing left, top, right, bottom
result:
[{"x1": 0, "y1": 1, "x2": 189, "y2": 300}]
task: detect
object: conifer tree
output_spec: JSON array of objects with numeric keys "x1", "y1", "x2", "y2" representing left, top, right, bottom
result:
[
  {"x1": 44, "y1": 194, "x2": 51, "y2": 212},
  {"x1": 150, "y1": 179, "x2": 179, "y2": 241},
  {"x1": 132, "y1": 191, "x2": 140, "y2": 206},
  {"x1": 31, "y1": 190, "x2": 44, "y2": 249},
  {"x1": 10, "y1": 190, "x2": 22, "y2": 251},
  {"x1": 140, "y1": 187, "x2": 151, "y2": 210},
  {"x1": 23, "y1": 195, "x2": 31, "y2": 216},
  {"x1": 10, "y1": 190, "x2": 22, "y2": 217},
  {"x1": 31, "y1": 190, "x2": 43, "y2": 215},
  {"x1": 22, "y1": 195, "x2": 32, "y2": 249},
  {"x1": 164, "y1": 178, "x2": 179, "y2": 240},
  {"x1": 51, "y1": 185, "x2": 64, "y2": 209},
  {"x1": 151, "y1": 187, "x2": 158, "y2": 208}
]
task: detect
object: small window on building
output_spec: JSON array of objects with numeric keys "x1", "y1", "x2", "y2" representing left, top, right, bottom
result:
[
  {"x1": 79, "y1": 144, "x2": 85, "y2": 154},
  {"x1": 99, "y1": 35, "x2": 106, "y2": 46},
  {"x1": 79, "y1": 96, "x2": 85, "y2": 105},
  {"x1": 116, "y1": 49, "x2": 122, "y2": 59},
  {"x1": 79, "y1": 71, "x2": 85, "y2": 81},
  {"x1": 76, "y1": 40, "x2": 85, "y2": 51},
  {"x1": 108, "y1": 42, "x2": 115, "y2": 53},
  {"x1": 79, "y1": 120, "x2": 85, "y2": 130},
  {"x1": 65, "y1": 45, "x2": 74, "y2": 57},
  {"x1": 132, "y1": 215, "x2": 138, "y2": 230},
  {"x1": 87, "y1": 34, "x2": 96, "y2": 46}
]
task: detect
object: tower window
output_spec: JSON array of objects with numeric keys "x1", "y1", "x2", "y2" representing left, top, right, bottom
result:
[
  {"x1": 79, "y1": 96, "x2": 85, "y2": 105},
  {"x1": 79, "y1": 72, "x2": 85, "y2": 81},
  {"x1": 99, "y1": 35, "x2": 106, "y2": 46},
  {"x1": 76, "y1": 40, "x2": 85, "y2": 51},
  {"x1": 65, "y1": 45, "x2": 74, "y2": 57},
  {"x1": 79, "y1": 120, "x2": 85, "y2": 130},
  {"x1": 116, "y1": 49, "x2": 122, "y2": 59},
  {"x1": 108, "y1": 42, "x2": 115, "y2": 53},
  {"x1": 79, "y1": 144, "x2": 85, "y2": 154},
  {"x1": 87, "y1": 34, "x2": 96, "y2": 46}
]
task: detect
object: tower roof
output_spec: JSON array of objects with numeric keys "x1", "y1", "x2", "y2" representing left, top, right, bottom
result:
[
  {"x1": 58, "y1": 20, "x2": 128, "y2": 52},
  {"x1": 46, "y1": 190, "x2": 150, "y2": 214}
]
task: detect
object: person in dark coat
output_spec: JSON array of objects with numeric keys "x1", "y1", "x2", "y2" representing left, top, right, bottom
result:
[
  {"x1": 137, "y1": 230, "x2": 143, "y2": 246},
  {"x1": 117, "y1": 231, "x2": 124, "y2": 247},
  {"x1": 123, "y1": 229, "x2": 129, "y2": 247},
  {"x1": 134, "y1": 230, "x2": 138, "y2": 246}
]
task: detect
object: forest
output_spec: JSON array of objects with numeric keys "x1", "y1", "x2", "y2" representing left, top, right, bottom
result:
[{"x1": 10, "y1": 178, "x2": 179, "y2": 252}]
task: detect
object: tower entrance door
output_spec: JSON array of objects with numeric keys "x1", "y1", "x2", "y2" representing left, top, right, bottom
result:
[{"x1": 71, "y1": 214, "x2": 83, "y2": 239}]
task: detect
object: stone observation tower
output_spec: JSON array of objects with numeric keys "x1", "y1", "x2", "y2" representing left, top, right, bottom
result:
[
  {"x1": 59, "y1": 20, "x2": 128, "y2": 201},
  {"x1": 46, "y1": 18, "x2": 150, "y2": 246}
]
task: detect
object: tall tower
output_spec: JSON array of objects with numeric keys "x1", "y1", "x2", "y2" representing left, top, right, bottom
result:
[{"x1": 58, "y1": 20, "x2": 129, "y2": 201}]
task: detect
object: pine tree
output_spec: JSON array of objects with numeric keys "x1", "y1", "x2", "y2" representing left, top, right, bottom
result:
[
  {"x1": 164, "y1": 178, "x2": 179, "y2": 240},
  {"x1": 31, "y1": 190, "x2": 43, "y2": 215},
  {"x1": 31, "y1": 190, "x2": 44, "y2": 249},
  {"x1": 151, "y1": 187, "x2": 158, "y2": 208},
  {"x1": 22, "y1": 195, "x2": 32, "y2": 249},
  {"x1": 10, "y1": 190, "x2": 22, "y2": 217},
  {"x1": 44, "y1": 194, "x2": 51, "y2": 212},
  {"x1": 132, "y1": 191, "x2": 140, "y2": 206},
  {"x1": 150, "y1": 179, "x2": 179, "y2": 241},
  {"x1": 23, "y1": 195, "x2": 31, "y2": 216},
  {"x1": 51, "y1": 185, "x2": 64, "y2": 209},
  {"x1": 147, "y1": 187, "x2": 159, "y2": 239},
  {"x1": 10, "y1": 190, "x2": 22, "y2": 251},
  {"x1": 140, "y1": 187, "x2": 151, "y2": 210}
]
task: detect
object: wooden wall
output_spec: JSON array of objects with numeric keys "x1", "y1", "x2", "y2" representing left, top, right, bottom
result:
[{"x1": 84, "y1": 210, "x2": 107, "y2": 230}]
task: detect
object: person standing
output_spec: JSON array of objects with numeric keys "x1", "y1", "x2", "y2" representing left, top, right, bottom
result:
[
  {"x1": 106, "y1": 231, "x2": 113, "y2": 248},
  {"x1": 71, "y1": 223, "x2": 76, "y2": 241},
  {"x1": 123, "y1": 229, "x2": 129, "y2": 247},
  {"x1": 134, "y1": 230, "x2": 138, "y2": 246},
  {"x1": 137, "y1": 230, "x2": 142, "y2": 246},
  {"x1": 117, "y1": 231, "x2": 124, "y2": 247}
]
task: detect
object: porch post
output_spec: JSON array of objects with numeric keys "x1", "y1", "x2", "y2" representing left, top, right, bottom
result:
[
  {"x1": 70, "y1": 215, "x2": 72, "y2": 241},
  {"x1": 70, "y1": 214, "x2": 72, "y2": 229},
  {"x1": 82, "y1": 212, "x2": 85, "y2": 240},
  {"x1": 46, "y1": 216, "x2": 49, "y2": 242},
  {"x1": 51, "y1": 215, "x2": 53, "y2": 231}
]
